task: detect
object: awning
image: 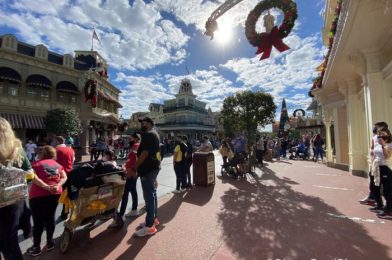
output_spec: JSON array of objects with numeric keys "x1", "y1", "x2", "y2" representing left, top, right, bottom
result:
[
  {"x1": 56, "y1": 81, "x2": 79, "y2": 93},
  {"x1": 26, "y1": 74, "x2": 52, "y2": 88},
  {"x1": 23, "y1": 115, "x2": 45, "y2": 129},
  {"x1": 0, "y1": 113, "x2": 24, "y2": 129},
  {"x1": 0, "y1": 67, "x2": 21, "y2": 83}
]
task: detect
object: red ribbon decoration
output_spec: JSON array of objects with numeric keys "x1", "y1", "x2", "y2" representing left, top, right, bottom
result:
[{"x1": 256, "y1": 26, "x2": 290, "y2": 60}]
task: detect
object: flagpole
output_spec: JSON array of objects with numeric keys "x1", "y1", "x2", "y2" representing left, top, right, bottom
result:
[{"x1": 91, "y1": 30, "x2": 94, "y2": 51}]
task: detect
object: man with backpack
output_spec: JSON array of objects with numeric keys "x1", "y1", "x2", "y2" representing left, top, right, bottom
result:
[
  {"x1": 172, "y1": 136, "x2": 188, "y2": 194},
  {"x1": 183, "y1": 136, "x2": 193, "y2": 188}
]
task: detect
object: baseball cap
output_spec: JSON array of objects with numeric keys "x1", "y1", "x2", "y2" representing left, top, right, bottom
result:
[{"x1": 138, "y1": 117, "x2": 154, "y2": 126}]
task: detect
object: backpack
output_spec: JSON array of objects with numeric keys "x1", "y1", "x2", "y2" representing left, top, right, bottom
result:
[{"x1": 0, "y1": 164, "x2": 27, "y2": 208}]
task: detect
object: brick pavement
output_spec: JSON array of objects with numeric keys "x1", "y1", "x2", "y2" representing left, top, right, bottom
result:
[{"x1": 23, "y1": 159, "x2": 392, "y2": 260}]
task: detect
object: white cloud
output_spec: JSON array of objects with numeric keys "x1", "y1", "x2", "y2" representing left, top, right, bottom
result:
[
  {"x1": 220, "y1": 34, "x2": 323, "y2": 102},
  {"x1": 0, "y1": 0, "x2": 190, "y2": 70}
]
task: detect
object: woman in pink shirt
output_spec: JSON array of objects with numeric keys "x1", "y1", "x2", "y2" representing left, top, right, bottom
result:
[{"x1": 26, "y1": 146, "x2": 67, "y2": 257}]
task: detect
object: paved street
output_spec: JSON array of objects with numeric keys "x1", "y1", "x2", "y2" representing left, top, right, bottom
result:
[
  {"x1": 20, "y1": 154, "x2": 392, "y2": 259},
  {"x1": 19, "y1": 152, "x2": 182, "y2": 253}
]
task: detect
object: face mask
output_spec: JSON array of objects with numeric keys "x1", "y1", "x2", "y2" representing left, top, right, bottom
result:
[{"x1": 141, "y1": 126, "x2": 148, "y2": 132}]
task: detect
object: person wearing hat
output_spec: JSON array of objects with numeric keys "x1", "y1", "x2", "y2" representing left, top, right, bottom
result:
[
  {"x1": 119, "y1": 133, "x2": 141, "y2": 219},
  {"x1": 134, "y1": 117, "x2": 161, "y2": 237}
]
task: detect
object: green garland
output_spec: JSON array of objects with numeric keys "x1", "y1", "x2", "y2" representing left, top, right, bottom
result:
[{"x1": 245, "y1": 0, "x2": 298, "y2": 47}]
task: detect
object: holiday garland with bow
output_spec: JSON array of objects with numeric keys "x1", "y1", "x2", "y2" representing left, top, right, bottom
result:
[
  {"x1": 245, "y1": 0, "x2": 297, "y2": 60},
  {"x1": 309, "y1": 0, "x2": 342, "y2": 97},
  {"x1": 84, "y1": 79, "x2": 97, "y2": 107}
]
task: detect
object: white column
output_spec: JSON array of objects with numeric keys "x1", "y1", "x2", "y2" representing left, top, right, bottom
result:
[
  {"x1": 322, "y1": 108, "x2": 333, "y2": 162},
  {"x1": 79, "y1": 120, "x2": 90, "y2": 155},
  {"x1": 332, "y1": 108, "x2": 341, "y2": 164},
  {"x1": 345, "y1": 80, "x2": 367, "y2": 173}
]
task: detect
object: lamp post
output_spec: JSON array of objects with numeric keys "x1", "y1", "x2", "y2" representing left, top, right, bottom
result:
[{"x1": 119, "y1": 114, "x2": 124, "y2": 139}]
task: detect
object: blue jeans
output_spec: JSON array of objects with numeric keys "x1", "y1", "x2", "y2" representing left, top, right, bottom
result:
[
  {"x1": 314, "y1": 146, "x2": 324, "y2": 160},
  {"x1": 119, "y1": 177, "x2": 138, "y2": 216},
  {"x1": 140, "y1": 169, "x2": 159, "y2": 227}
]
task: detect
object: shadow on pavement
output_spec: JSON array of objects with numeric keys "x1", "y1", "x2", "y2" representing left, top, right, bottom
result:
[
  {"x1": 117, "y1": 193, "x2": 184, "y2": 259},
  {"x1": 182, "y1": 185, "x2": 214, "y2": 206},
  {"x1": 217, "y1": 166, "x2": 391, "y2": 259}
]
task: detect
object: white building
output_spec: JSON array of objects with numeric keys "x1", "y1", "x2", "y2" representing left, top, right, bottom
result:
[{"x1": 311, "y1": 0, "x2": 392, "y2": 175}]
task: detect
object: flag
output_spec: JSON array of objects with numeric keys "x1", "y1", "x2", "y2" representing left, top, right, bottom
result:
[{"x1": 93, "y1": 29, "x2": 101, "y2": 44}]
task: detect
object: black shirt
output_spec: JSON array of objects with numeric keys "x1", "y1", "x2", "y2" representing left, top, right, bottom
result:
[{"x1": 137, "y1": 128, "x2": 161, "y2": 176}]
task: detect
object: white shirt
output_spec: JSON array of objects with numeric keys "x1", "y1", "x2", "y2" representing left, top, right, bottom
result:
[
  {"x1": 374, "y1": 142, "x2": 392, "y2": 165},
  {"x1": 256, "y1": 139, "x2": 264, "y2": 151},
  {"x1": 25, "y1": 143, "x2": 37, "y2": 154}
]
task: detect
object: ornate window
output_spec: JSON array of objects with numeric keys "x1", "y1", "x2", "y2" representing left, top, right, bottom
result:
[
  {"x1": 1, "y1": 35, "x2": 17, "y2": 51},
  {"x1": 41, "y1": 89, "x2": 50, "y2": 101},
  {"x1": 8, "y1": 86, "x2": 18, "y2": 96},
  {"x1": 26, "y1": 87, "x2": 37, "y2": 99}
]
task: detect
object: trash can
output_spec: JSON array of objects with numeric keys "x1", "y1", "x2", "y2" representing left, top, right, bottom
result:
[{"x1": 193, "y1": 152, "x2": 215, "y2": 186}]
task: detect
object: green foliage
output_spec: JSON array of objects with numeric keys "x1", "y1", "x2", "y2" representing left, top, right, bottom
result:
[
  {"x1": 44, "y1": 108, "x2": 82, "y2": 136},
  {"x1": 221, "y1": 90, "x2": 276, "y2": 172},
  {"x1": 221, "y1": 90, "x2": 276, "y2": 139}
]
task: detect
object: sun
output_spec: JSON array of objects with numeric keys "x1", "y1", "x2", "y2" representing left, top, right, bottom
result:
[{"x1": 214, "y1": 20, "x2": 234, "y2": 46}]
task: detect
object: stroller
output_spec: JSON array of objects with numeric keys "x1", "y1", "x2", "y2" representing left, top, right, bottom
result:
[
  {"x1": 59, "y1": 163, "x2": 126, "y2": 253},
  {"x1": 289, "y1": 143, "x2": 310, "y2": 160},
  {"x1": 221, "y1": 152, "x2": 246, "y2": 179}
]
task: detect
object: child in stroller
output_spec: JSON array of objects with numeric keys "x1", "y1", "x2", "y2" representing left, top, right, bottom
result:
[{"x1": 289, "y1": 142, "x2": 309, "y2": 160}]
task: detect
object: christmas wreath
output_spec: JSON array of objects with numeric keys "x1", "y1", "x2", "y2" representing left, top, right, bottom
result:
[
  {"x1": 84, "y1": 79, "x2": 97, "y2": 107},
  {"x1": 245, "y1": 0, "x2": 297, "y2": 60}
]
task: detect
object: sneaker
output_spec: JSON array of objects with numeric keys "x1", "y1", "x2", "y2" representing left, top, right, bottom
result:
[
  {"x1": 108, "y1": 220, "x2": 123, "y2": 229},
  {"x1": 172, "y1": 189, "x2": 181, "y2": 194},
  {"x1": 26, "y1": 246, "x2": 42, "y2": 257},
  {"x1": 359, "y1": 198, "x2": 376, "y2": 206},
  {"x1": 134, "y1": 226, "x2": 157, "y2": 237},
  {"x1": 125, "y1": 210, "x2": 140, "y2": 217},
  {"x1": 180, "y1": 188, "x2": 187, "y2": 193},
  {"x1": 377, "y1": 210, "x2": 392, "y2": 218},
  {"x1": 138, "y1": 218, "x2": 160, "y2": 228},
  {"x1": 47, "y1": 241, "x2": 54, "y2": 251},
  {"x1": 369, "y1": 207, "x2": 384, "y2": 213}
]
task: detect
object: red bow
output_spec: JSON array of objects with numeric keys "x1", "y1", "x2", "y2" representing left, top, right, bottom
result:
[{"x1": 256, "y1": 26, "x2": 290, "y2": 60}]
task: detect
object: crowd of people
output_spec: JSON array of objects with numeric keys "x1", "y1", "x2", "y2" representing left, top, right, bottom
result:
[
  {"x1": 0, "y1": 116, "x2": 164, "y2": 259},
  {"x1": 218, "y1": 132, "x2": 326, "y2": 178}
]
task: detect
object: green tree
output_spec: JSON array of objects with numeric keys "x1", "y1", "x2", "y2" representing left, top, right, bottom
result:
[
  {"x1": 44, "y1": 108, "x2": 82, "y2": 136},
  {"x1": 221, "y1": 90, "x2": 276, "y2": 172}
]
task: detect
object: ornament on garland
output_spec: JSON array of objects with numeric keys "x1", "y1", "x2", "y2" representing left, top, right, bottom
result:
[
  {"x1": 205, "y1": 0, "x2": 297, "y2": 61},
  {"x1": 84, "y1": 79, "x2": 97, "y2": 107},
  {"x1": 245, "y1": 0, "x2": 297, "y2": 60}
]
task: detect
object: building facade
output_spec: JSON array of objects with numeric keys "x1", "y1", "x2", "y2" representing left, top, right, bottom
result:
[
  {"x1": 0, "y1": 34, "x2": 122, "y2": 154},
  {"x1": 310, "y1": 0, "x2": 392, "y2": 175},
  {"x1": 148, "y1": 78, "x2": 216, "y2": 139}
]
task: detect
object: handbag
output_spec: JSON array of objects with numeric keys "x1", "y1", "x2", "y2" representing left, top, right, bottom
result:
[{"x1": 0, "y1": 163, "x2": 27, "y2": 208}]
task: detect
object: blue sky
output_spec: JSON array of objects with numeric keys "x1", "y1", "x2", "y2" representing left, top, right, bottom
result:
[{"x1": 0, "y1": 0, "x2": 325, "y2": 119}]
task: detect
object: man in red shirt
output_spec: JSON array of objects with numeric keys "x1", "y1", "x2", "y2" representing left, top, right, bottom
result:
[{"x1": 55, "y1": 136, "x2": 75, "y2": 220}]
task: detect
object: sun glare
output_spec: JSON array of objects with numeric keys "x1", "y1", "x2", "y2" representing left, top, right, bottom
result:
[{"x1": 214, "y1": 20, "x2": 233, "y2": 46}]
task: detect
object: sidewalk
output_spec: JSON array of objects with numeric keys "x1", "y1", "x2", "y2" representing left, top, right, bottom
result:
[{"x1": 24, "y1": 158, "x2": 392, "y2": 260}]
